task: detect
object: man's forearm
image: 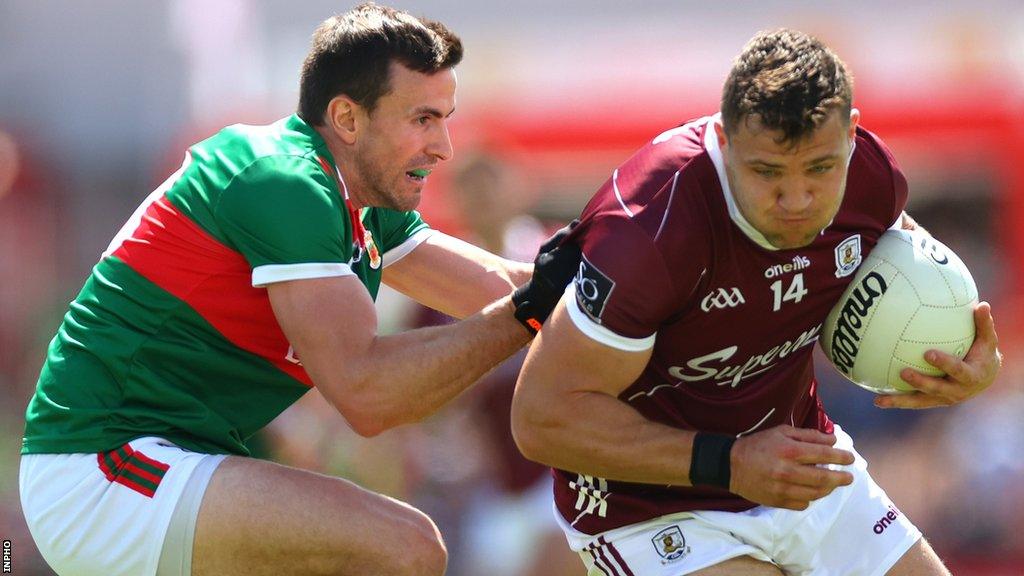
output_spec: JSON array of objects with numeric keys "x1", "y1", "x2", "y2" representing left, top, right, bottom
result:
[
  {"x1": 502, "y1": 258, "x2": 533, "y2": 287},
  {"x1": 346, "y1": 296, "x2": 530, "y2": 434},
  {"x1": 382, "y1": 233, "x2": 533, "y2": 319},
  {"x1": 443, "y1": 254, "x2": 531, "y2": 316},
  {"x1": 511, "y1": 301, "x2": 702, "y2": 486},
  {"x1": 513, "y1": 387, "x2": 699, "y2": 486},
  {"x1": 452, "y1": 255, "x2": 531, "y2": 312}
]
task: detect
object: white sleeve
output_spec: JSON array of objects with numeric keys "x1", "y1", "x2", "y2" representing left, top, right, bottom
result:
[
  {"x1": 252, "y1": 262, "x2": 354, "y2": 288},
  {"x1": 382, "y1": 229, "x2": 436, "y2": 268},
  {"x1": 562, "y1": 285, "x2": 656, "y2": 352}
]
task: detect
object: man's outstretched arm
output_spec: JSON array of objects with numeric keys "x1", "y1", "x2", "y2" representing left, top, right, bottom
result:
[
  {"x1": 383, "y1": 231, "x2": 532, "y2": 319},
  {"x1": 269, "y1": 224, "x2": 579, "y2": 437},
  {"x1": 269, "y1": 275, "x2": 529, "y2": 437}
]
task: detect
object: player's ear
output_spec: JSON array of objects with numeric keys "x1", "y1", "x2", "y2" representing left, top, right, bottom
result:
[
  {"x1": 326, "y1": 96, "x2": 361, "y2": 145},
  {"x1": 848, "y1": 108, "x2": 861, "y2": 143},
  {"x1": 714, "y1": 121, "x2": 729, "y2": 150}
]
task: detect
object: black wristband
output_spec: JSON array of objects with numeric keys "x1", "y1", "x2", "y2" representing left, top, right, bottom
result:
[{"x1": 689, "y1": 432, "x2": 736, "y2": 490}]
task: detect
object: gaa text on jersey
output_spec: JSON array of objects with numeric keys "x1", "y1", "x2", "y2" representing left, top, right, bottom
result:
[
  {"x1": 700, "y1": 287, "x2": 745, "y2": 312},
  {"x1": 666, "y1": 323, "x2": 821, "y2": 388},
  {"x1": 764, "y1": 255, "x2": 811, "y2": 279}
]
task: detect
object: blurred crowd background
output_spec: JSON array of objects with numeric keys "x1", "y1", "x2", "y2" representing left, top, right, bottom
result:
[{"x1": 2, "y1": 1, "x2": 1023, "y2": 574}]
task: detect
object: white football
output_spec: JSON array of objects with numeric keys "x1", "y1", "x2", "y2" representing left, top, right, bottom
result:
[{"x1": 821, "y1": 229, "x2": 978, "y2": 394}]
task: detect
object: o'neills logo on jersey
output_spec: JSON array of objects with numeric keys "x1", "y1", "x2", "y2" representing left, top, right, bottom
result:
[
  {"x1": 764, "y1": 255, "x2": 811, "y2": 278},
  {"x1": 829, "y1": 271, "x2": 888, "y2": 375},
  {"x1": 666, "y1": 324, "x2": 821, "y2": 388}
]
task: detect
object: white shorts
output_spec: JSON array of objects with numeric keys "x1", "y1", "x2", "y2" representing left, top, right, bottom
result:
[
  {"x1": 557, "y1": 426, "x2": 922, "y2": 576},
  {"x1": 19, "y1": 437, "x2": 226, "y2": 576}
]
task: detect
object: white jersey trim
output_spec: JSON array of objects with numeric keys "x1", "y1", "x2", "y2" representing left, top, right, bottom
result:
[
  {"x1": 655, "y1": 170, "x2": 681, "y2": 241},
  {"x1": 611, "y1": 169, "x2": 636, "y2": 218},
  {"x1": 382, "y1": 228, "x2": 436, "y2": 268},
  {"x1": 252, "y1": 262, "x2": 354, "y2": 287},
  {"x1": 564, "y1": 285, "x2": 656, "y2": 352}
]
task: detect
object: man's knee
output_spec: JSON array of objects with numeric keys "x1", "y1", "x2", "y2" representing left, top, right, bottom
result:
[
  {"x1": 303, "y1": 511, "x2": 445, "y2": 576},
  {"x1": 194, "y1": 457, "x2": 449, "y2": 576},
  {"x1": 386, "y1": 509, "x2": 447, "y2": 576},
  {"x1": 346, "y1": 506, "x2": 446, "y2": 576}
]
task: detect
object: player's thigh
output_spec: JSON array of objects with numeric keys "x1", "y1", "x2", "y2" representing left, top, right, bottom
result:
[
  {"x1": 690, "y1": 556, "x2": 784, "y2": 575},
  {"x1": 885, "y1": 538, "x2": 950, "y2": 576},
  {"x1": 191, "y1": 456, "x2": 447, "y2": 576}
]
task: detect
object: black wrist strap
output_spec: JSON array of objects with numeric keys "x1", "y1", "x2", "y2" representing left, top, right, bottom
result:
[{"x1": 689, "y1": 432, "x2": 736, "y2": 490}]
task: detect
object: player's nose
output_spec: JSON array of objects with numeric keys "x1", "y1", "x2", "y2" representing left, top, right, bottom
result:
[
  {"x1": 428, "y1": 123, "x2": 454, "y2": 162},
  {"x1": 776, "y1": 182, "x2": 814, "y2": 214}
]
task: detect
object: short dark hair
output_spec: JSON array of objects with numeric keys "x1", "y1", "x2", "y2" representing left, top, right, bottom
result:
[
  {"x1": 721, "y1": 29, "x2": 853, "y2": 144},
  {"x1": 298, "y1": 2, "x2": 464, "y2": 125}
]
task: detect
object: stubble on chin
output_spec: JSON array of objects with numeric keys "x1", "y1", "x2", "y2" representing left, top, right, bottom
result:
[
  {"x1": 380, "y1": 185, "x2": 420, "y2": 212},
  {"x1": 766, "y1": 229, "x2": 819, "y2": 250},
  {"x1": 399, "y1": 193, "x2": 422, "y2": 212}
]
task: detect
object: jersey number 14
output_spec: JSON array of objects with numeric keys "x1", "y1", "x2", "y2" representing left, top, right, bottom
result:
[{"x1": 770, "y1": 273, "x2": 808, "y2": 312}]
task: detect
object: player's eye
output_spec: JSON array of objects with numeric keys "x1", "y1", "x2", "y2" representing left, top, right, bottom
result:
[
  {"x1": 808, "y1": 164, "x2": 834, "y2": 175},
  {"x1": 754, "y1": 168, "x2": 780, "y2": 178},
  {"x1": 416, "y1": 116, "x2": 431, "y2": 126}
]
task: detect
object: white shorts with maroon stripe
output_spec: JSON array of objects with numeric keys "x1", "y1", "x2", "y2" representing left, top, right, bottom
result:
[
  {"x1": 19, "y1": 437, "x2": 225, "y2": 576},
  {"x1": 556, "y1": 426, "x2": 922, "y2": 576}
]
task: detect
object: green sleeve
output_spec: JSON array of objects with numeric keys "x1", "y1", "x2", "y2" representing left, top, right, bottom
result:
[
  {"x1": 374, "y1": 208, "x2": 431, "y2": 257},
  {"x1": 215, "y1": 155, "x2": 355, "y2": 286}
]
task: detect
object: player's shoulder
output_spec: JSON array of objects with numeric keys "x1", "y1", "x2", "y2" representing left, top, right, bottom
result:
[
  {"x1": 577, "y1": 210, "x2": 657, "y2": 248},
  {"x1": 575, "y1": 117, "x2": 717, "y2": 267},
  {"x1": 851, "y1": 124, "x2": 902, "y2": 177},
  {"x1": 193, "y1": 115, "x2": 332, "y2": 184},
  {"x1": 581, "y1": 116, "x2": 716, "y2": 227},
  {"x1": 610, "y1": 117, "x2": 714, "y2": 199},
  {"x1": 572, "y1": 202, "x2": 711, "y2": 294},
  {"x1": 204, "y1": 120, "x2": 342, "y2": 220},
  {"x1": 633, "y1": 116, "x2": 713, "y2": 174},
  {"x1": 837, "y1": 123, "x2": 908, "y2": 228}
]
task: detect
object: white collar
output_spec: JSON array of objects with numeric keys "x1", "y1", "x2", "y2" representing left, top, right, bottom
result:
[{"x1": 703, "y1": 113, "x2": 778, "y2": 250}]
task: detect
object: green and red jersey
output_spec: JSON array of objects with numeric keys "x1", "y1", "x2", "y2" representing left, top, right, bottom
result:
[{"x1": 22, "y1": 114, "x2": 431, "y2": 456}]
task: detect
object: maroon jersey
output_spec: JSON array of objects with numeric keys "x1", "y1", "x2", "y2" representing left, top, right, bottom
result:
[{"x1": 555, "y1": 114, "x2": 908, "y2": 534}]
